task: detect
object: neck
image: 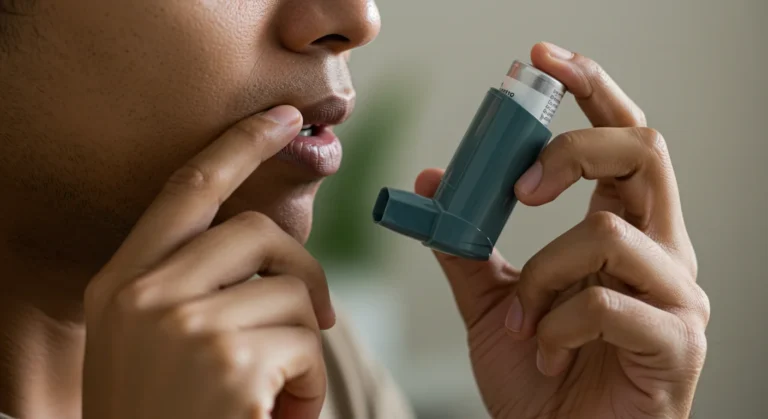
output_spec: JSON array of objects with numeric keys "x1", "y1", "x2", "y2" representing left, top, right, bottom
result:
[{"x1": 0, "y1": 240, "x2": 101, "y2": 419}]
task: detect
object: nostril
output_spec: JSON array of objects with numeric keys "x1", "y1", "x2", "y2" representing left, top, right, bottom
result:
[{"x1": 312, "y1": 34, "x2": 350, "y2": 45}]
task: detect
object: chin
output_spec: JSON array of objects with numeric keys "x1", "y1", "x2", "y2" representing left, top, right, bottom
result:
[
  {"x1": 264, "y1": 193, "x2": 316, "y2": 244},
  {"x1": 217, "y1": 172, "x2": 322, "y2": 245}
]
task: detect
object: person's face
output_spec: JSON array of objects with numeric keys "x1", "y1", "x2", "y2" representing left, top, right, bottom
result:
[{"x1": 0, "y1": 0, "x2": 380, "y2": 255}]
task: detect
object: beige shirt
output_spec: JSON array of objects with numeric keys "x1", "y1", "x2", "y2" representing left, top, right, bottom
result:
[{"x1": 319, "y1": 316, "x2": 415, "y2": 419}]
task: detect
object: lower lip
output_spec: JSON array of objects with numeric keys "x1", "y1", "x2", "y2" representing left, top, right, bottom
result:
[{"x1": 276, "y1": 126, "x2": 343, "y2": 176}]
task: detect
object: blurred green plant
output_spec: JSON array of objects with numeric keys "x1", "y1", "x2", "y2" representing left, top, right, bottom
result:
[{"x1": 306, "y1": 73, "x2": 428, "y2": 273}]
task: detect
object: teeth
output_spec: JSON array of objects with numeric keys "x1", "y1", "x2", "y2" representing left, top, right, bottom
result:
[{"x1": 299, "y1": 124, "x2": 314, "y2": 137}]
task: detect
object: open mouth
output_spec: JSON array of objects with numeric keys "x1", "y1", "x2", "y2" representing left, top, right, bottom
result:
[
  {"x1": 274, "y1": 95, "x2": 352, "y2": 176},
  {"x1": 298, "y1": 124, "x2": 323, "y2": 137},
  {"x1": 278, "y1": 122, "x2": 341, "y2": 177}
]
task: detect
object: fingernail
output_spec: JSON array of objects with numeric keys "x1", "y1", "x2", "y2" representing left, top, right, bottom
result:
[
  {"x1": 505, "y1": 296, "x2": 524, "y2": 333},
  {"x1": 516, "y1": 161, "x2": 543, "y2": 195},
  {"x1": 543, "y1": 42, "x2": 574, "y2": 61},
  {"x1": 261, "y1": 105, "x2": 301, "y2": 126}
]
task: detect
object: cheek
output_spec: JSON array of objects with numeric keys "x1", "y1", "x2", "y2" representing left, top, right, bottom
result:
[
  {"x1": 43, "y1": 0, "x2": 277, "y2": 143},
  {"x1": 28, "y1": 0, "x2": 286, "y2": 201},
  {"x1": 68, "y1": 0, "x2": 273, "y2": 122},
  {"x1": 6, "y1": 0, "x2": 334, "y2": 245}
]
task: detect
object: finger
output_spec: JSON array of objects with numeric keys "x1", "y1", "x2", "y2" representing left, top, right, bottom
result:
[
  {"x1": 530, "y1": 42, "x2": 646, "y2": 128},
  {"x1": 534, "y1": 286, "x2": 690, "y2": 377},
  {"x1": 160, "y1": 275, "x2": 319, "y2": 335},
  {"x1": 506, "y1": 211, "x2": 695, "y2": 340},
  {"x1": 415, "y1": 168, "x2": 520, "y2": 328},
  {"x1": 413, "y1": 167, "x2": 443, "y2": 198},
  {"x1": 108, "y1": 106, "x2": 302, "y2": 277},
  {"x1": 244, "y1": 327, "x2": 326, "y2": 419},
  {"x1": 514, "y1": 127, "x2": 684, "y2": 244},
  {"x1": 143, "y1": 211, "x2": 334, "y2": 329}
]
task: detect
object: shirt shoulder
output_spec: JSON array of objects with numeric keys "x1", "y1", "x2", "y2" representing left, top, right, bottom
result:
[{"x1": 320, "y1": 314, "x2": 415, "y2": 419}]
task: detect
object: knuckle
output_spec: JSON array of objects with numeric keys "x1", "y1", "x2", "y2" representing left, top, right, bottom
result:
[
  {"x1": 545, "y1": 132, "x2": 583, "y2": 177},
  {"x1": 250, "y1": 365, "x2": 285, "y2": 401},
  {"x1": 231, "y1": 211, "x2": 275, "y2": 232},
  {"x1": 646, "y1": 389, "x2": 674, "y2": 411},
  {"x1": 633, "y1": 127, "x2": 669, "y2": 157},
  {"x1": 292, "y1": 328, "x2": 323, "y2": 362},
  {"x1": 584, "y1": 286, "x2": 617, "y2": 317},
  {"x1": 165, "y1": 164, "x2": 221, "y2": 198},
  {"x1": 160, "y1": 304, "x2": 205, "y2": 336},
  {"x1": 229, "y1": 117, "x2": 276, "y2": 161},
  {"x1": 548, "y1": 131, "x2": 580, "y2": 157},
  {"x1": 573, "y1": 54, "x2": 612, "y2": 92},
  {"x1": 84, "y1": 277, "x2": 110, "y2": 313},
  {"x1": 113, "y1": 277, "x2": 156, "y2": 313},
  {"x1": 659, "y1": 312, "x2": 708, "y2": 369},
  {"x1": 231, "y1": 116, "x2": 269, "y2": 143},
  {"x1": 520, "y1": 256, "x2": 547, "y2": 292},
  {"x1": 583, "y1": 57, "x2": 611, "y2": 87},
  {"x1": 586, "y1": 211, "x2": 628, "y2": 242},
  {"x1": 244, "y1": 330, "x2": 322, "y2": 406},
  {"x1": 247, "y1": 402, "x2": 273, "y2": 419},
  {"x1": 692, "y1": 285, "x2": 711, "y2": 326},
  {"x1": 686, "y1": 242, "x2": 699, "y2": 282},
  {"x1": 244, "y1": 390, "x2": 277, "y2": 415},
  {"x1": 203, "y1": 333, "x2": 251, "y2": 374},
  {"x1": 244, "y1": 367, "x2": 287, "y2": 411},
  {"x1": 682, "y1": 320, "x2": 708, "y2": 364}
]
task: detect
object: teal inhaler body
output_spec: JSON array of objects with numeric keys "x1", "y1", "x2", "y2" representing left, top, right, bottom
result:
[{"x1": 372, "y1": 61, "x2": 567, "y2": 261}]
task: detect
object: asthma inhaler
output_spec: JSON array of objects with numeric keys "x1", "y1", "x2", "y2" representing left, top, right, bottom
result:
[{"x1": 372, "y1": 60, "x2": 567, "y2": 261}]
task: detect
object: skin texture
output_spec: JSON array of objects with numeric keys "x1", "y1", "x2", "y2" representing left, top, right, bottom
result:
[
  {"x1": 0, "y1": 1, "x2": 379, "y2": 417},
  {"x1": 0, "y1": 0, "x2": 377, "y2": 266},
  {"x1": 81, "y1": 106, "x2": 337, "y2": 419},
  {"x1": 414, "y1": 43, "x2": 709, "y2": 419},
  {"x1": 0, "y1": 1, "x2": 708, "y2": 418}
]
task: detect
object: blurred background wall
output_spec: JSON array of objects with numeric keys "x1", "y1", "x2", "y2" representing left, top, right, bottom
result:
[{"x1": 307, "y1": 1, "x2": 768, "y2": 418}]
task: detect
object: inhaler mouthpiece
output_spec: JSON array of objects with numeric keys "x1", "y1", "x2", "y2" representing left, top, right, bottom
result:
[{"x1": 373, "y1": 60, "x2": 567, "y2": 261}]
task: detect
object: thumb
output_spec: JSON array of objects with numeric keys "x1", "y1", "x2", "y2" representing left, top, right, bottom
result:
[{"x1": 415, "y1": 169, "x2": 520, "y2": 327}]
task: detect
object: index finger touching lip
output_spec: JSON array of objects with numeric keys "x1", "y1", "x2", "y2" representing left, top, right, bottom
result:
[
  {"x1": 107, "y1": 106, "x2": 302, "y2": 277},
  {"x1": 530, "y1": 42, "x2": 647, "y2": 128}
]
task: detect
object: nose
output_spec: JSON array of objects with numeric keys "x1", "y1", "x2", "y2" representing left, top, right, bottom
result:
[{"x1": 278, "y1": 0, "x2": 381, "y2": 55}]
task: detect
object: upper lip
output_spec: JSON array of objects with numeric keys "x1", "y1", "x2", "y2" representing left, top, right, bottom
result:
[{"x1": 299, "y1": 94, "x2": 356, "y2": 127}]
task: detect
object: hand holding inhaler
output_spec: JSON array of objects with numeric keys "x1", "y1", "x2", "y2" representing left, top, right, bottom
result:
[
  {"x1": 374, "y1": 60, "x2": 564, "y2": 261},
  {"x1": 376, "y1": 43, "x2": 710, "y2": 419}
]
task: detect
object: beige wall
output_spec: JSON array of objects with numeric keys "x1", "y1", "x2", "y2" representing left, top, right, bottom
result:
[{"x1": 339, "y1": 1, "x2": 767, "y2": 417}]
